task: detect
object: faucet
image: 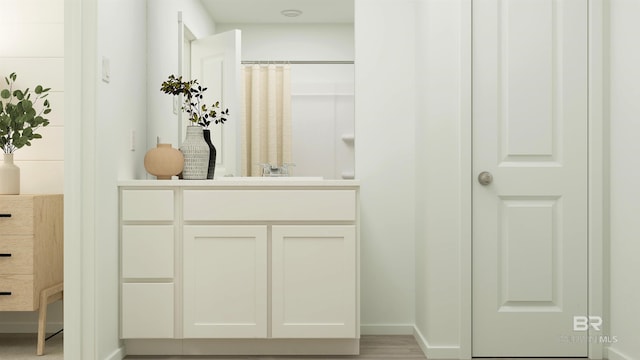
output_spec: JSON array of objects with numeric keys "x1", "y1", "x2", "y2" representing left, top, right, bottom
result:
[{"x1": 260, "y1": 163, "x2": 295, "y2": 177}]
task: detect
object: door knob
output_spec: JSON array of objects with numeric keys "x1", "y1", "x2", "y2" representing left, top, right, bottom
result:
[{"x1": 478, "y1": 171, "x2": 493, "y2": 186}]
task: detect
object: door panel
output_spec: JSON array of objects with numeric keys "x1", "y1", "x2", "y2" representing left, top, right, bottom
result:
[
  {"x1": 191, "y1": 30, "x2": 241, "y2": 176},
  {"x1": 472, "y1": 0, "x2": 588, "y2": 356}
]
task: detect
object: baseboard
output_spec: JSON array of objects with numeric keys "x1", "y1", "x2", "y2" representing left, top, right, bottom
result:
[
  {"x1": 606, "y1": 346, "x2": 633, "y2": 360},
  {"x1": 104, "y1": 346, "x2": 126, "y2": 360},
  {"x1": 0, "y1": 322, "x2": 64, "y2": 334},
  {"x1": 413, "y1": 325, "x2": 461, "y2": 359},
  {"x1": 360, "y1": 324, "x2": 415, "y2": 335}
]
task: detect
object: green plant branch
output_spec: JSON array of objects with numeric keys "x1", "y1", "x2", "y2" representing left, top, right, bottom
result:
[
  {"x1": 160, "y1": 75, "x2": 229, "y2": 128},
  {"x1": 0, "y1": 72, "x2": 51, "y2": 154}
]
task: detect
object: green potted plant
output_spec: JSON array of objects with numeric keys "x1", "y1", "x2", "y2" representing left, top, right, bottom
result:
[
  {"x1": 161, "y1": 75, "x2": 229, "y2": 179},
  {"x1": 0, "y1": 72, "x2": 51, "y2": 194}
]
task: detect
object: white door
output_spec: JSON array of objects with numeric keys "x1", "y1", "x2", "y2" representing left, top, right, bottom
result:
[
  {"x1": 191, "y1": 30, "x2": 241, "y2": 177},
  {"x1": 271, "y1": 225, "x2": 357, "y2": 338},
  {"x1": 473, "y1": 0, "x2": 588, "y2": 356},
  {"x1": 183, "y1": 225, "x2": 267, "y2": 338}
]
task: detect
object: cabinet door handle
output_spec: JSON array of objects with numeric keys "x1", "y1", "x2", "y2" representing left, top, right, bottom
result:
[
  {"x1": 0, "y1": 292, "x2": 11, "y2": 296},
  {"x1": 0, "y1": 254, "x2": 11, "y2": 257},
  {"x1": 0, "y1": 214, "x2": 11, "y2": 218}
]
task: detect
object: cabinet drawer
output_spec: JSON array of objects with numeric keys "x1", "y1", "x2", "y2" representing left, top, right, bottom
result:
[
  {"x1": 121, "y1": 283, "x2": 174, "y2": 339},
  {"x1": 0, "y1": 197, "x2": 34, "y2": 235},
  {"x1": 0, "y1": 275, "x2": 35, "y2": 311},
  {"x1": 183, "y1": 190, "x2": 356, "y2": 221},
  {"x1": 121, "y1": 190, "x2": 174, "y2": 221},
  {"x1": 122, "y1": 226, "x2": 174, "y2": 278},
  {"x1": 0, "y1": 236, "x2": 34, "y2": 275}
]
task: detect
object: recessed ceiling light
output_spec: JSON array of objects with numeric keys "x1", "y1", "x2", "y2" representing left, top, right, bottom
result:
[{"x1": 281, "y1": 9, "x2": 303, "y2": 17}]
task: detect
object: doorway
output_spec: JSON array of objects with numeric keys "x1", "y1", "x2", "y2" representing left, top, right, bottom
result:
[{"x1": 471, "y1": 0, "x2": 589, "y2": 356}]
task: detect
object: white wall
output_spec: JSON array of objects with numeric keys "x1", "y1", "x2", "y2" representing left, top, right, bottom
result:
[
  {"x1": 354, "y1": 0, "x2": 416, "y2": 333},
  {"x1": 216, "y1": 23, "x2": 354, "y2": 61},
  {"x1": 0, "y1": 0, "x2": 64, "y2": 333},
  {"x1": 147, "y1": 0, "x2": 217, "y2": 151},
  {"x1": 608, "y1": 1, "x2": 640, "y2": 359},
  {"x1": 414, "y1": 0, "x2": 465, "y2": 356},
  {"x1": 96, "y1": 0, "x2": 148, "y2": 359}
]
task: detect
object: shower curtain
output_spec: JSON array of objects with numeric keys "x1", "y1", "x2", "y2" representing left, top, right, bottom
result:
[{"x1": 241, "y1": 64, "x2": 292, "y2": 176}]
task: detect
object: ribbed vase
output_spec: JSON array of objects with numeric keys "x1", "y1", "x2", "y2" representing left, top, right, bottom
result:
[
  {"x1": 0, "y1": 153, "x2": 20, "y2": 194},
  {"x1": 179, "y1": 126, "x2": 210, "y2": 180}
]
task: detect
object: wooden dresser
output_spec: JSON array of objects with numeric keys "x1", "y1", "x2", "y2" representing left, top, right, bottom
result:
[{"x1": 0, "y1": 194, "x2": 63, "y2": 355}]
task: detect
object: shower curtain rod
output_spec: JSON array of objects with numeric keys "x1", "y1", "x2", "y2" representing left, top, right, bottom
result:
[{"x1": 241, "y1": 60, "x2": 354, "y2": 65}]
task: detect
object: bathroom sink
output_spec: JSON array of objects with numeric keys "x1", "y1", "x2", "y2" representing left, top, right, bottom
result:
[{"x1": 215, "y1": 176, "x2": 324, "y2": 181}]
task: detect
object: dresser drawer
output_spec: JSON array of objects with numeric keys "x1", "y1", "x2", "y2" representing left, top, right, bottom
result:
[
  {"x1": 0, "y1": 236, "x2": 33, "y2": 275},
  {"x1": 0, "y1": 275, "x2": 35, "y2": 311},
  {"x1": 183, "y1": 190, "x2": 356, "y2": 222},
  {"x1": 121, "y1": 190, "x2": 174, "y2": 221},
  {"x1": 0, "y1": 196, "x2": 34, "y2": 235}
]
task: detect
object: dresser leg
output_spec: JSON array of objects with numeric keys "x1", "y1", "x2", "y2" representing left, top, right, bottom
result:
[{"x1": 37, "y1": 283, "x2": 64, "y2": 356}]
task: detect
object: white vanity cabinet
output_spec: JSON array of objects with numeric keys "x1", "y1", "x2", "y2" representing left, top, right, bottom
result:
[{"x1": 119, "y1": 180, "x2": 360, "y2": 356}]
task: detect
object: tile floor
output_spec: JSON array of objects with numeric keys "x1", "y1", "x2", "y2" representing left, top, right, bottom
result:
[{"x1": 0, "y1": 332, "x2": 63, "y2": 360}]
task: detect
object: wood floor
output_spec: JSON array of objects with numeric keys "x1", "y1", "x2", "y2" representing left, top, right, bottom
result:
[
  {"x1": 0, "y1": 333, "x2": 587, "y2": 360},
  {"x1": 124, "y1": 335, "x2": 427, "y2": 359}
]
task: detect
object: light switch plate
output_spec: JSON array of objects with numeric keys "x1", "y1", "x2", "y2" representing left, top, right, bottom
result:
[
  {"x1": 130, "y1": 129, "x2": 135, "y2": 151},
  {"x1": 173, "y1": 96, "x2": 180, "y2": 114}
]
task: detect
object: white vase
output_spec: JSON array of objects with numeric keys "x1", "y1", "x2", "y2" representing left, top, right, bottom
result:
[
  {"x1": 0, "y1": 153, "x2": 20, "y2": 194},
  {"x1": 179, "y1": 126, "x2": 210, "y2": 180}
]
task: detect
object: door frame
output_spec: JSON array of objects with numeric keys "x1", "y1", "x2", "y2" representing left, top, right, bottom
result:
[{"x1": 458, "y1": 0, "x2": 607, "y2": 358}]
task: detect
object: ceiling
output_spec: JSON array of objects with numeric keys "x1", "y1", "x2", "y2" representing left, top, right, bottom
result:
[{"x1": 199, "y1": 0, "x2": 354, "y2": 24}]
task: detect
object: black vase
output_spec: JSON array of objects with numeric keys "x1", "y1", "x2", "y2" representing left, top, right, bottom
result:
[{"x1": 202, "y1": 129, "x2": 217, "y2": 179}]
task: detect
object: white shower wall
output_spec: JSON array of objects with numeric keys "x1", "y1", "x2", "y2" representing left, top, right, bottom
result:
[{"x1": 291, "y1": 64, "x2": 355, "y2": 179}]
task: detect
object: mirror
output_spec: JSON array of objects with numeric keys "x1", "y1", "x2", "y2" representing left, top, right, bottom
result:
[{"x1": 185, "y1": 0, "x2": 355, "y2": 179}]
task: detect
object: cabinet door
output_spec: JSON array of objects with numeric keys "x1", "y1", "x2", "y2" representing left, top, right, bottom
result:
[
  {"x1": 183, "y1": 225, "x2": 268, "y2": 338},
  {"x1": 121, "y1": 283, "x2": 174, "y2": 338},
  {"x1": 272, "y1": 225, "x2": 357, "y2": 338}
]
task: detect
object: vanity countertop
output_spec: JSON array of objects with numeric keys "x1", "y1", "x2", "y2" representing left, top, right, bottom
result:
[{"x1": 118, "y1": 178, "x2": 360, "y2": 188}]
